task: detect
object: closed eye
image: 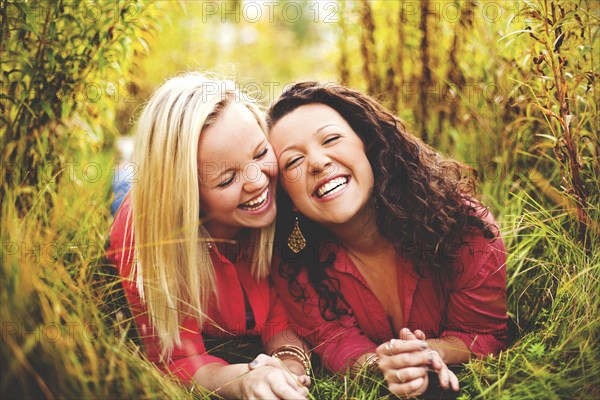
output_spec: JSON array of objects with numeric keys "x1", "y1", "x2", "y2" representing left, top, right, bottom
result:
[
  {"x1": 217, "y1": 174, "x2": 235, "y2": 188},
  {"x1": 323, "y1": 134, "x2": 341, "y2": 145},
  {"x1": 284, "y1": 156, "x2": 303, "y2": 170},
  {"x1": 254, "y1": 147, "x2": 268, "y2": 160}
]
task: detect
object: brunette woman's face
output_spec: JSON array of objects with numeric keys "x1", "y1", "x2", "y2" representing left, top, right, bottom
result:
[
  {"x1": 269, "y1": 103, "x2": 374, "y2": 227},
  {"x1": 198, "y1": 102, "x2": 277, "y2": 239}
]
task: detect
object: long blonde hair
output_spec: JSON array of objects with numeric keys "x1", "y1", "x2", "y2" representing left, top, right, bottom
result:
[{"x1": 125, "y1": 73, "x2": 274, "y2": 359}]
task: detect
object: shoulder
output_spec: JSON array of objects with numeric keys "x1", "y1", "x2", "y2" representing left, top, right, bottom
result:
[
  {"x1": 450, "y1": 204, "x2": 507, "y2": 288},
  {"x1": 464, "y1": 201, "x2": 504, "y2": 253}
]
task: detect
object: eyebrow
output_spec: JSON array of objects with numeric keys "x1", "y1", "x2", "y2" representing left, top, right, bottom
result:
[
  {"x1": 203, "y1": 138, "x2": 267, "y2": 183},
  {"x1": 279, "y1": 124, "x2": 338, "y2": 156}
]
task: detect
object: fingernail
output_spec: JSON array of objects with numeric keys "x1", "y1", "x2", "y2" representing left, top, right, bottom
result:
[
  {"x1": 420, "y1": 341, "x2": 428, "y2": 349},
  {"x1": 427, "y1": 352, "x2": 434, "y2": 362},
  {"x1": 249, "y1": 360, "x2": 258, "y2": 367}
]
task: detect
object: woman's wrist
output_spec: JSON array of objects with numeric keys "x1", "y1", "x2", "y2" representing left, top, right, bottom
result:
[
  {"x1": 281, "y1": 358, "x2": 308, "y2": 376},
  {"x1": 351, "y1": 352, "x2": 380, "y2": 375},
  {"x1": 270, "y1": 344, "x2": 312, "y2": 376},
  {"x1": 193, "y1": 362, "x2": 252, "y2": 399}
]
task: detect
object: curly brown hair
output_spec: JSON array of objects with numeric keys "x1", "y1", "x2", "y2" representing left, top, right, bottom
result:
[{"x1": 267, "y1": 82, "x2": 495, "y2": 321}]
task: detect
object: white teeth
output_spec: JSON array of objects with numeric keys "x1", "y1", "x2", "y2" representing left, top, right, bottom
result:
[
  {"x1": 240, "y1": 188, "x2": 268, "y2": 210},
  {"x1": 316, "y1": 176, "x2": 348, "y2": 198}
]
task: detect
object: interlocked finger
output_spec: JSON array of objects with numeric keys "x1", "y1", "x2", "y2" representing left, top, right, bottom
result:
[
  {"x1": 388, "y1": 367, "x2": 427, "y2": 384},
  {"x1": 385, "y1": 340, "x2": 394, "y2": 356},
  {"x1": 388, "y1": 376, "x2": 427, "y2": 399},
  {"x1": 376, "y1": 338, "x2": 428, "y2": 359},
  {"x1": 396, "y1": 369, "x2": 406, "y2": 383}
]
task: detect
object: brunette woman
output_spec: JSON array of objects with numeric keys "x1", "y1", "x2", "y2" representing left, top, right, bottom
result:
[{"x1": 267, "y1": 82, "x2": 508, "y2": 398}]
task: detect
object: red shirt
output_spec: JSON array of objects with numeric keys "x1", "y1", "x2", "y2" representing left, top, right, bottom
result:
[
  {"x1": 273, "y1": 215, "x2": 508, "y2": 373},
  {"x1": 107, "y1": 196, "x2": 289, "y2": 382}
]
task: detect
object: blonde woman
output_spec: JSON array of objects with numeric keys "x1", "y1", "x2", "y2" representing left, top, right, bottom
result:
[{"x1": 107, "y1": 73, "x2": 310, "y2": 399}]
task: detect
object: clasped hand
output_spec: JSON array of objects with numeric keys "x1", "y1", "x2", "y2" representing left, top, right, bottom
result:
[
  {"x1": 376, "y1": 328, "x2": 459, "y2": 398},
  {"x1": 242, "y1": 353, "x2": 310, "y2": 400}
]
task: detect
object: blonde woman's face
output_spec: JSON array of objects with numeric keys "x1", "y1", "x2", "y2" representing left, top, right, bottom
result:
[{"x1": 198, "y1": 102, "x2": 277, "y2": 239}]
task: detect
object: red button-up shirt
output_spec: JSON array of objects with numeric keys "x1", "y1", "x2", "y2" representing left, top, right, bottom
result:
[
  {"x1": 108, "y1": 196, "x2": 289, "y2": 382},
  {"x1": 273, "y1": 215, "x2": 508, "y2": 373}
]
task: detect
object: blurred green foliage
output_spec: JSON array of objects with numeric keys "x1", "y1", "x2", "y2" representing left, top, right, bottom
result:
[
  {"x1": 1, "y1": 0, "x2": 598, "y2": 399},
  {"x1": 114, "y1": 0, "x2": 340, "y2": 134},
  {"x1": 1, "y1": 0, "x2": 158, "y2": 211}
]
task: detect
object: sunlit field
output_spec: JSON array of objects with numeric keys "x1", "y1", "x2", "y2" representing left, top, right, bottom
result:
[{"x1": 2, "y1": 1, "x2": 598, "y2": 399}]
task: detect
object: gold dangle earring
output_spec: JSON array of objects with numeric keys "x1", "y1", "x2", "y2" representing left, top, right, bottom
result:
[{"x1": 287, "y1": 216, "x2": 306, "y2": 253}]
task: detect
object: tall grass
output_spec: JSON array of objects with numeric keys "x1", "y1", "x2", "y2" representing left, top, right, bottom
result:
[
  {"x1": 1, "y1": 152, "x2": 194, "y2": 399},
  {"x1": 3, "y1": 150, "x2": 597, "y2": 399},
  {"x1": 2, "y1": 0, "x2": 598, "y2": 399},
  {"x1": 457, "y1": 185, "x2": 600, "y2": 399}
]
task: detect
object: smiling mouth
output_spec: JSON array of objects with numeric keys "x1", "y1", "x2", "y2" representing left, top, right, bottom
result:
[
  {"x1": 239, "y1": 187, "x2": 269, "y2": 211},
  {"x1": 314, "y1": 176, "x2": 349, "y2": 199}
]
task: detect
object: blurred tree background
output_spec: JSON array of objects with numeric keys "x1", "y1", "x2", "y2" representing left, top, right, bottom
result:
[{"x1": 1, "y1": 0, "x2": 598, "y2": 399}]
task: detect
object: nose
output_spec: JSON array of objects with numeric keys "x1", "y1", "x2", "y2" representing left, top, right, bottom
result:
[
  {"x1": 242, "y1": 163, "x2": 269, "y2": 193},
  {"x1": 308, "y1": 157, "x2": 332, "y2": 175},
  {"x1": 307, "y1": 148, "x2": 334, "y2": 175}
]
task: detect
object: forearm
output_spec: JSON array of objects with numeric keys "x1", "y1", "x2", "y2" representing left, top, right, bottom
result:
[
  {"x1": 192, "y1": 362, "x2": 249, "y2": 398},
  {"x1": 352, "y1": 352, "x2": 374, "y2": 367},
  {"x1": 265, "y1": 330, "x2": 310, "y2": 376},
  {"x1": 426, "y1": 336, "x2": 471, "y2": 365},
  {"x1": 265, "y1": 329, "x2": 308, "y2": 353},
  {"x1": 347, "y1": 352, "x2": 381, "y2": 377}
]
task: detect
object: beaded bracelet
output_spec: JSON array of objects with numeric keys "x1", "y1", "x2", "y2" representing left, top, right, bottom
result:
[
  {"x1": 271, "y1": 345, "x2": 312, "y2": 376},
  {"x1": 364, "y1": 354, "x2": 380, "y2": 371},
  {"x1": 351, "y1": 353, "x2": 380, "y2": 375}
]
